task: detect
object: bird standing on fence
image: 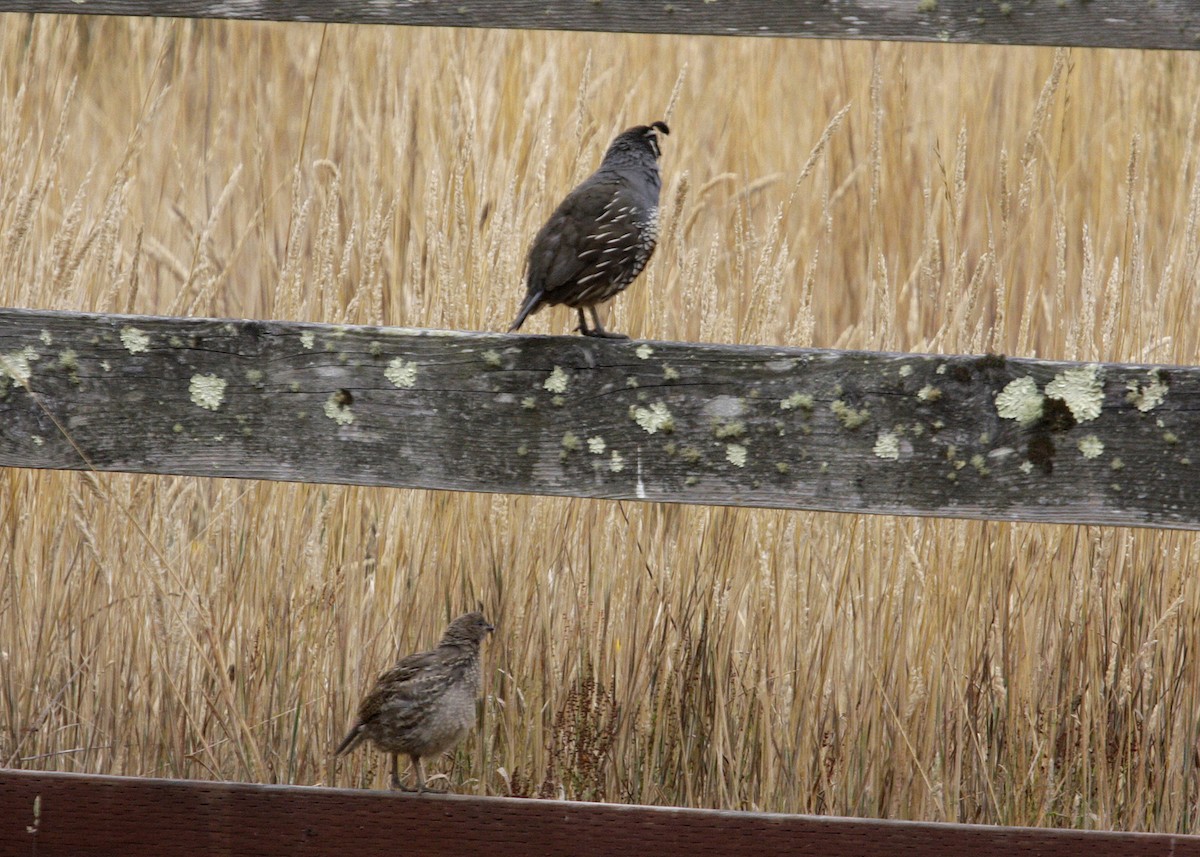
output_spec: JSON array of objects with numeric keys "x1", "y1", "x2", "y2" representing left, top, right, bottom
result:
[
  {"x1": 336, "y1": 611, "x2": 494, "y2": 793},
  {"x1": 509, "y1": 121, "x2": 671, "y2": 338}
]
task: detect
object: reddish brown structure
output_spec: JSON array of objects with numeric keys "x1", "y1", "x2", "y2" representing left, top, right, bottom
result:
[{"x1": 1, "y1": 770, "x2": 1198, "y2": 857}]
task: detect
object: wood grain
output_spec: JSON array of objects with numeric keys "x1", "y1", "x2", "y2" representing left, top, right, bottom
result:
[
  {"x1": 1, "y1": 0, "x2": 1198, "y2": 51},
  {"x1": 2, "y1": 770, "x2": 1197, "y2": 857},
  {"x1": 2, "y1": 308, "x2": 1198, "y2": 528}
]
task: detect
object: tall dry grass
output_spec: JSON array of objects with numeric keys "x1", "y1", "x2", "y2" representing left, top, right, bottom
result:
[{"x1": 2, "y1": 12, "x2": 1200, "y2": 830}]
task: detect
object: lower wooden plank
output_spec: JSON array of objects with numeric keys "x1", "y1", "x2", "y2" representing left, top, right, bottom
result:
[{"x1": 0, "y1": 770, "x2": 1196, "y2": 857}]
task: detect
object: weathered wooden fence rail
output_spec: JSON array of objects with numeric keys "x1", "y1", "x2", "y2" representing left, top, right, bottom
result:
[
  {"x1": 2, "y1": 0, "x2": 1199, "y2": 51},
  {"x1": 3, "y1": 770, "x2": 1198, "y2": 857},
  {"x1": 1, "y1": 308, "x2": 1197, "y2": 529}
]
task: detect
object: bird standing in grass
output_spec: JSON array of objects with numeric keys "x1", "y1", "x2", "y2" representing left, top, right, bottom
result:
[
  {"x1": 509, "y1": 121, "x2": 671, "y2": 338},
  {"x1": 336, "y1": 611, "x2": 494, "y2": 793}
]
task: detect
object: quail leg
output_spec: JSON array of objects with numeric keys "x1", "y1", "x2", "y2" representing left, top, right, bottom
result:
[
  {"x1": 414, "y1": 755, "x2": 427, "y2": 794},
  {"x1": 389, "y1": 753, "x2": 415, "y2": 792},
  {"x1": 581, "y1": 306, "x2": 628, "y2": 339}
]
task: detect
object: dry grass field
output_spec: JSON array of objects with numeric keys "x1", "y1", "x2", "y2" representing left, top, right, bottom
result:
[{"x1": 3, "y1": 11, "x2": 1200, "y2": 830}]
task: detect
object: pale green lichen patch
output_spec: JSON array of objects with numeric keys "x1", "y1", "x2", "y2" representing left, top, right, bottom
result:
[
  {"x1": 780, "y1": 392, "x2": 814, "y2": 412},
  {"x1": 873, "y1": 430, "x2": 900, "y2": 460},
  {"x1": 369, "y1": 341, "x2": 383, "y2": 357},
  {"x1": 544, "y1": 365, "x2": 570, "y2": 393},
  {"x1": 1045, "y1": 365, "x2": 1103, "y2": 422},
  {"x1": 713, "y1": 421, "x2": 746, "y2": 439},
  {"x1": 0, "y1": 346, "x2": 39, "y2": 384},
  {"x1": 57, "y1": 349, "x2": 78, "y2": 372},
  {"x1": 663, "y1": 364, "x2": 680, "y2": 381},
  {"x1": 588, "y1": 436, "x2": 606, "y2": 454},
  {"x1": 561, "y1": 432, "x2": 582, "y2": 452},
  {"x1": 482, "y1": 349, "x2": 502, "y2": 367},
  {"x1": 1126, "y1": 369, "x2": 1168, "y2": 412},
  {"x1": 609, "y1": 450, "x2": 625, "y2": 472},
  {"x1": 120, "y1": 327, "x2": 150, "y2": 354},
  {"x1": 521, "y1": 396, "x2": 536, "y2": 410},
  {"x1": 726, "y1": 444, "x2": 748, "y2": 467},
  {"x1": 299, "y1": 331, "x2": 316, "y2": 350},
  {"x1": 899, "y1": 365, "x2": 913, "y2": 377},
  {"x1": 1078, "y1": 435, "x2": 1104, "y2": 459},
  {"x1": 831, "y1": 400, "x2": 869, "y2": 429},
  {"x1": 970, "y1": 454, "x2": 989, "y2": 476},
  {"x1": 1019, "y1": 460, "x2": 1034, "y2": 474},
  {"x1": 39, "y1": 330, "x2": 52, "y2": 345},
  {"x1": 917, "y1": 385, "x2": 942, "y2": 402},
  {"x1": 31, "y1": 435, "x2": 43, "y2": 446},
  {"x1": 633, "y1": 402, "x2": 674, "y2": 434},
  {"x1": 245, "y1": 369, "x2": 264, "y2": 385},
  {"x1": 635, "y1": 344, "x2": 654, "y2": 359},
  {"x1": 995, "y1": 377, "x2": 1044, "y2": 425},
  {"x1": 190, "y1": 374, "x2": 227, "y2": 411},
  {"x1": 323, "y1": 394, "x2": 354, "y2": 425},
  {"x1": 385, "y1": 357, "x2": 418, "y2": 388},
  {"x1": 1110, "y1": 457, "x2": 1124, "y2": 470}
]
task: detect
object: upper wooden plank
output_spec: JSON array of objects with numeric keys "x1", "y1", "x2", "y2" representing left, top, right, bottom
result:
[
  {"x1": 3, "y1": 770, "x2": 1198, "y2": 856},
  {"x1": 2, "y1": 308, "x2": 1199, "y2": 529},
  {"x1": 1, "y1": 0, "x2": 1198, "y2": 51}
]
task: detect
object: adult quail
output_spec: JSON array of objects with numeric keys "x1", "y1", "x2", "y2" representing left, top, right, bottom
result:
[
  {"x1": 509, "y1": 121, "x2": 671, "y2": 338},
  {"x1": 335, "y1": 611, "x2": 494, "y2": 793}
]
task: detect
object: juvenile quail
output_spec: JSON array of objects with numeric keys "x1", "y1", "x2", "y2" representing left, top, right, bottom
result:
[
  {"x1": 335, "y1": 611, "x2": 494, "y2": 793},
  {"x1": 509, "y1": 121, "x2": 671, "y2": 338}
]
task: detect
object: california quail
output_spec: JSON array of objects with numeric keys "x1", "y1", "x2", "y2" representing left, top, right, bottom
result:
[
  {"x1": 509, "y1": 121, "x2": 671, "y2": 338},
  {"x1": 336, "y1": 611, "x2": 494, "y2": 793}
]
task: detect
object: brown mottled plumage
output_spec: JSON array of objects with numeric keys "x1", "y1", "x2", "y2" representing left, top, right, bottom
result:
[
  {"x1": 510, "y1": 121, "x2": 670, "y2": 338},
  {"x1": 336, "y1": 611, "x2": 494, "y2": 792}
]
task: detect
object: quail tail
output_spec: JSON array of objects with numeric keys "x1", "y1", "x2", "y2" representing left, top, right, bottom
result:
[
  {"x1": 508, "y1": 289, "x2": 544, "y2": 332},
  {"x1": 335, "y1": 725, "x2": 364, "y2": 756}
]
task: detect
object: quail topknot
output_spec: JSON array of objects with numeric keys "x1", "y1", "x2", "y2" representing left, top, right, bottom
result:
[
  {"x1": 335, "y1": 611, "x2": 494, "y2": 793},
  {"x1": 509, "y1": 121, "x2": 671, "y2": 338}
]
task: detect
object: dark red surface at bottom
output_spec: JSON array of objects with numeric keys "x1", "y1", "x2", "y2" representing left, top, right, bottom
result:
[{"x1": 1, "y1": 769, "x2": 1197, "y2": 856}]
